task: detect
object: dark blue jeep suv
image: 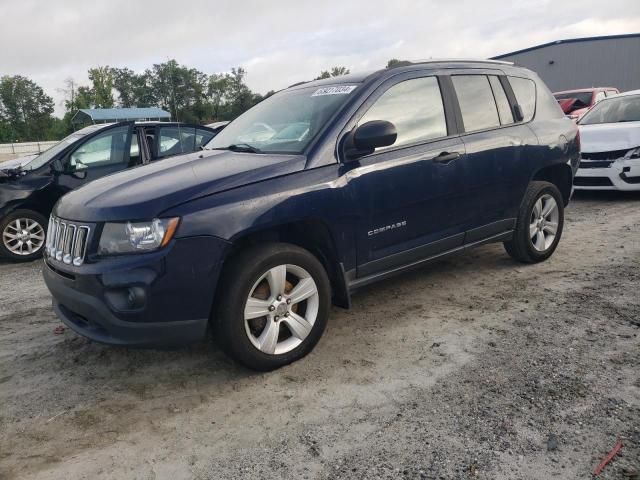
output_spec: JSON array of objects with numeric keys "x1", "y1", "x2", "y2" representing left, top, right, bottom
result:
[{"x1": 43, "y1": 60, "x2": 579, "y2": 370}]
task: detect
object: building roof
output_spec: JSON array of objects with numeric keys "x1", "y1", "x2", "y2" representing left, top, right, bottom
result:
[
  {"x1": 72, "y1": 107, "x2": 171, "y2": 124},
  {"x1": 492, "y1": 33, "x2": 640, "y2": 59}
]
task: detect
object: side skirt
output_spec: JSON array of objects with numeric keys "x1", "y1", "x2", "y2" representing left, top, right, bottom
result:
[{"x1": 345, "y1": 230, "x2": 513, "y2": 293}]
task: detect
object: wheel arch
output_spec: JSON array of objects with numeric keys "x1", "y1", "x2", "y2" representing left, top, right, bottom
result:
[
  {"x1": 531, "y1": 163, "x2": 573, "y2": 206},
  {"x1": 220, "y1": 218, "x2": 351, "y2": 309}
]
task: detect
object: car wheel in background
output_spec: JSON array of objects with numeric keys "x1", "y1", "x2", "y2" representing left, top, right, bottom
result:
[
  {"x1": 214, "y1": 243, "x2": 331, "y2": 371},
  {"x1": 504, "y1": 181, "x2": 564, "y2": 263},
  {"x1": 0, "y1": 209, "x2": 48, "y2": 262}
]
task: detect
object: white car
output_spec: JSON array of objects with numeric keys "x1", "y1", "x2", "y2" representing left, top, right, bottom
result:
[{"x1": 575, "y1": 90, "x2": 640, "y2": 190}]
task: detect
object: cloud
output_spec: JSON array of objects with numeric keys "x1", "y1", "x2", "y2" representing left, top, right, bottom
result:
[{"x1": 0, "y1": 0, "x2": 638, "y2": 116}]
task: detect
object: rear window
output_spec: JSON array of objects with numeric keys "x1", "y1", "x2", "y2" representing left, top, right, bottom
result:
[
  {"x1": 508, "y1": 76, "x2": 536, "y2": 122},
  {"x1": 452, "y1": 75, "x2": 500, "y2": 132}
]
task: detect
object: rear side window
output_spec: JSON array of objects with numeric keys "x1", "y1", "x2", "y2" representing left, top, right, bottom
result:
[
  {"x1": 359, "y1": 76, "x2": 447, "y2": 149},
  {"x1": 157, "y1": 126, "x2": 196, "y2": 158},
  {"x1": 488, "y1": 76, "x2": 514, "y2": 125},
  {"x1": 508, "y1": 76, "x2": 536, "y2": 122},
  {"x1": 195, "y1": 128, "x2": 215, "y2": 149},
  {"x1": 452, "y1": 75, "x2": 500, "y2": 132}
]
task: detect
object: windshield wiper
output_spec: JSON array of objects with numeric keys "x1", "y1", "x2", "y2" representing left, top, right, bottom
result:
[{"x1": 212, "y1": 143, "x2": 262, "y2": 154}]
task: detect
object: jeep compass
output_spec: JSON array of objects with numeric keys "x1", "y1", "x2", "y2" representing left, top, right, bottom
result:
[{"x1": 43, "y1": 60, "x2": 579, "y2": 371}]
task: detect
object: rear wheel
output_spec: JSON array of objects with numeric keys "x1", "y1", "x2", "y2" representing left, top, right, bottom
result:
[
  {"x1": 214, "y1": 243, "x2": 331, "y2": 371},
  {"x1": 0, "y1": 210, "x2": 47, "y2": 262},
  {"x1": 504, "y1": 181, "x2": 564, "y2": 263}
]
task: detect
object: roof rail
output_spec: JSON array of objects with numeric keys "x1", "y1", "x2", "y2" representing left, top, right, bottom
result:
[
  {"x1": 387, "y1": 58, "x2": 514, "y2": 69},
  {"x1": 288, "y1": 80, "x2": 311, "y2": 88}
]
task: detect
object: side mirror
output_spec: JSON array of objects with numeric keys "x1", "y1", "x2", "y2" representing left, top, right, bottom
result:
[
  {"x1": 51, "y1": 159, "x2": 64, "y2": 174},
  {"x1": 344, "y1": 120, "x2": 397, "y2": 160}
]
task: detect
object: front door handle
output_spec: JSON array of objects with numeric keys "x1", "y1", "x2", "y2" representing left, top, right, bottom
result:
[{"x1": 433, "y1": 151, "x2": 461, "y2": 164}]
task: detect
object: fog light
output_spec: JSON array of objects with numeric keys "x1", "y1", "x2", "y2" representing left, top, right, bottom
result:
[
  {"x1": 105, "y1": 286, "x2": 147, "y2": 312},
  {"x1": 127, "y1": 287, "x2": 146, "y2": 309}
]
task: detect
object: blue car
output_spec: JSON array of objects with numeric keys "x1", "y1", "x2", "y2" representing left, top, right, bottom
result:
[{"x1": 43, "y1": 60, "x2": 579, "y2": 370}]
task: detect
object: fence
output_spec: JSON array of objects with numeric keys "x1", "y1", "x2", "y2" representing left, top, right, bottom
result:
[{"x1": 0, "y1": 141, "x2": 58, "y2": 156}]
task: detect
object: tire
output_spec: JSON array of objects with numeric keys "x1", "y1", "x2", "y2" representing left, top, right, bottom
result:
[
  {"x1": 504, "y1": 181, "x2": 564, "y2": 263},
  {"x1": 0, "y1": 209, "x2": 48, "y2": 262},
  {"x1": 213, "y1": 242, "x2": 331, "y2": 371}
]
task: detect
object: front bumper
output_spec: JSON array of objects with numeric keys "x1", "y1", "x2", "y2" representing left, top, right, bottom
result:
[
  {"x1": 574, "y1": 157, "x2": 640, "y2": 191},
  {"x1": 43, "y1": 235, "x2": 230, "y2": 347}
]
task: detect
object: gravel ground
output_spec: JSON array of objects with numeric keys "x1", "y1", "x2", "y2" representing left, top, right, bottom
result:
[{"x1": 0, "y1": 191, "x2": 638, "y2": 480}]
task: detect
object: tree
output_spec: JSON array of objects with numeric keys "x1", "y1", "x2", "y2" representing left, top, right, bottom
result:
[
  {"x1": 207, "y1": 73, "x2": 231, "y2": 120},
  {"x1": 111, "y1": 68, "x2": 138, "y2": 107},
  {"x1": 386, "y1": 59, "x2": 408, "y2": 68},
  {"x1": 88, "y1": 66, "x2": 114, "y2": 108},
  {"x1": 315, "y1": 66, "x2": 350, "y2": 80},
  {"x1": 0, "y1": 75, "x2": 56, "y2": 142}
]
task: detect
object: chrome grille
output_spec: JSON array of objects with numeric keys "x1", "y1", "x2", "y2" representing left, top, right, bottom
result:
[{"x1": 46, "y1": 216, "x2": 90, "y2": 266}]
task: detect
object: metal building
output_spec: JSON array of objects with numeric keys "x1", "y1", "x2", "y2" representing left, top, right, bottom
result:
[
  {"x1": 491, "y1": 33, "x2": 640, "y2": 93},
  {"x1": 71, "y1": 107, "x2": 171, "y2": 127}
]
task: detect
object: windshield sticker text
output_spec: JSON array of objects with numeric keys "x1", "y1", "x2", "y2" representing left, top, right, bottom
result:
[{"x1": 312, "y1": 86, "x2": 357, "y2": 97}]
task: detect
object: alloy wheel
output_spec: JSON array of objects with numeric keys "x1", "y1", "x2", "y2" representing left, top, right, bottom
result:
[
  {"x1": 2, "y1": 218, "x2": 45, "y2": 256},
  {"x1": 243, "y1": 264, "x2": 319, "y2": 355},
  {"x1": 529, "y1": 194, "x2": 559, "y2": 252}
]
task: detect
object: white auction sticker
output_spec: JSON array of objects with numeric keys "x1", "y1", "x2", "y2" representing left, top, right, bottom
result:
[{"x1": 311, "y1": 85, "x2": 357, "y2": 96}]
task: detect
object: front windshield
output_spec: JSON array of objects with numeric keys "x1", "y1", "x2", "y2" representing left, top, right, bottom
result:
[
  {"x1": 579, "y1": 95, "x2": 640, "y2": 125},
  {"x1": 23, "y1": 125, "x2": 104, "y2": 170},
  {"x1": 205, "y1": 84, "x2": 359, "y2": 154}
]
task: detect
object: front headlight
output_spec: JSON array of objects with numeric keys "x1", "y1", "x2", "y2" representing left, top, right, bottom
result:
[
  {"x1": 624, "y1": 147, "x2": 640, "y2": 160},
  {"x1": 98, "y1": 218, "x2": 180, "y2": 255}
]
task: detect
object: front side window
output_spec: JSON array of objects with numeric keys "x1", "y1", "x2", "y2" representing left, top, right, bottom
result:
[
  {"x1": 69, "y1": 125, "x2": 130, "y2": 170},
  {"x1": 509, "y1": 76, "x2": 536, "y2": 122},
  {"x1": 452, "y1": 75, "x2": 500, "y2": 131},
  {"x1": 359, "y1": 76, "x2": 447, "y2": 150},
  {"x1": 205, "y1": 84, "x2": 357, "y2": 154},
  {"x1": 579, "y1": 95, "x2": 640, "y2": 125},
  {"x1": 157, "y1": 126, "x2": 196, "y2": 158}
]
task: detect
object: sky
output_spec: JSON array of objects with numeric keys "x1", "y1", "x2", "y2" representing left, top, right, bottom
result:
[{"x1": 1, "y1": 0, "x2": 639, "y2": 117}]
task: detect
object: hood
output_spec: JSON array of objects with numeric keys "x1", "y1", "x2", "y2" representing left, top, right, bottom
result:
[
  {"x1": 55, "y1": 149, "x2": 306, "y2": 221},
  {"x1": 579, "y1": 122, "x2": 640, "y2": 153},
  {"x1": 0, "y1": 154, "x2": 37, "y2": 173}
]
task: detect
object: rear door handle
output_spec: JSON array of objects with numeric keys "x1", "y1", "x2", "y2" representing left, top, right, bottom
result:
[{"x1": 433, "y1": 151, "x2": 461, "y2": 164}]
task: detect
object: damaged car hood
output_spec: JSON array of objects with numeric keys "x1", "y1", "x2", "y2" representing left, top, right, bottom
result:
[
  {"x1": 579, "y1": 122, "x2": 640, "y2": 153},
  {"x1": 55, "y1": 149, "x2": 306, "y2": 221},
  {"x1": 0, "y1": 154, "x2": 37, "y2": 177}
]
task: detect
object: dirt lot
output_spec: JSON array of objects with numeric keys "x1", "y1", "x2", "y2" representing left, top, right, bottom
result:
[{"x1": 0, "y1": 192, "x2": 638, "y2": 480}]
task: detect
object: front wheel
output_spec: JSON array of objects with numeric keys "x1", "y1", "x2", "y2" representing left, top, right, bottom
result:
[
  {"x1": 0, "y1": 209, "x2": 48, "y2": 262},
  {"x1": 504, "y1": 181, "x2": 564, "y2": 263},
  {"x1": 214, "y1": 243, "x2": 331, "y2": 371}
]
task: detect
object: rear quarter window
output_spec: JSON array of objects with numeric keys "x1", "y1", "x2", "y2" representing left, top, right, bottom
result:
[{"x1": 508, "y1": 76, "x2": 536, "y2": 122}]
